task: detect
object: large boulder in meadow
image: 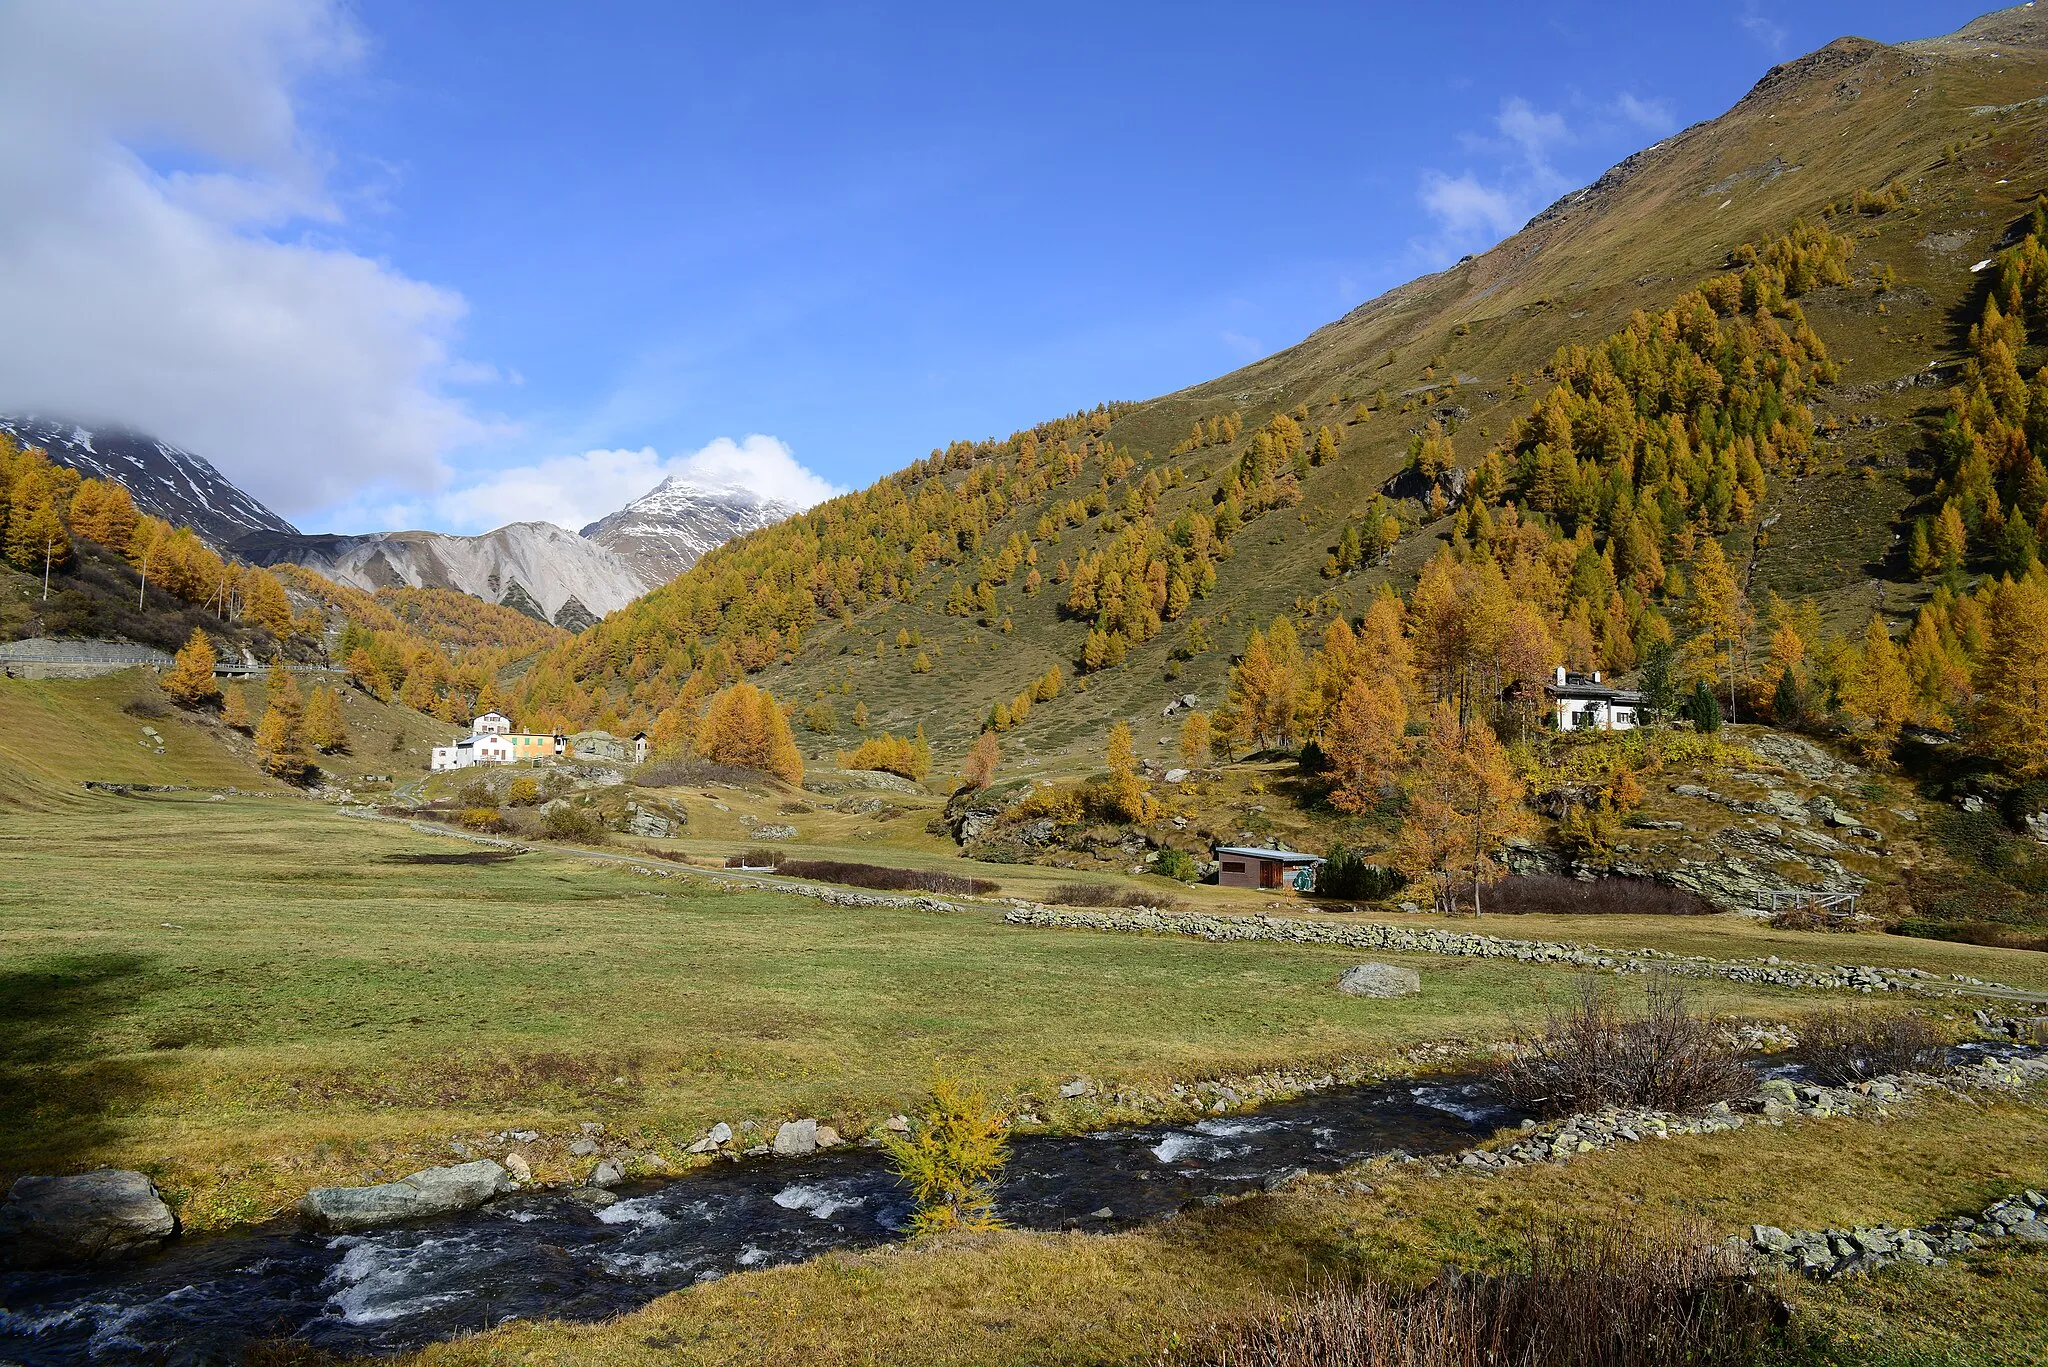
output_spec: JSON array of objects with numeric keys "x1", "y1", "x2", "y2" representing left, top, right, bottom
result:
[
  {"x1": 1336, "y1": 963, "x2": 1422, "y2": 999},
  {"x1": 298, "y1": 1160, "x2": 513, "y2": 1233},
  {"x1": 0, "y1": 1170, "x2": 179, "y2": 1267}
]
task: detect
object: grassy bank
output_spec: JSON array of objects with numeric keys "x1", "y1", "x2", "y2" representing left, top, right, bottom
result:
[
  {"x1": 383, "y1": 1092, "x2": 2048, "y2": 1367},
  {"x1": 0, "y1": 794, "x2": 1780, "y2": 1229}
]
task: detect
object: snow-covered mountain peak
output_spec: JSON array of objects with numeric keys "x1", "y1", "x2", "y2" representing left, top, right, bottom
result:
[{"x1": 581, "y1": 477, "x2": 798, "y2": 588}]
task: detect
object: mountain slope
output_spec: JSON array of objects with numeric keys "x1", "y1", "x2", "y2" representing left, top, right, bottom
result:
[
  {"x1": 474, "y1": 9, "x2": 2048, "y2": 759},
  {"x1": 581, "y1": 478, "x2": 799, "y2": 586},
  {"x1": 234, "y1": 522, "x2": 654, "y2": 628},
  {"x1": 0, "y1": 415, "x2": 297, "y2": 547}
]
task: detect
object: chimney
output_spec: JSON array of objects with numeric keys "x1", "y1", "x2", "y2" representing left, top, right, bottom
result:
[
  {"x1": 1555, "y1": 665, "x2": 1566, "y2": 686},
  {"x1": 1593, "y1": 670, "x2": 1601, "y2": 683}
]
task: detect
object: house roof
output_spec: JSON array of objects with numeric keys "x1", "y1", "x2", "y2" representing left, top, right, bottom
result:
[
  {"x1": 1547, "y1": 679, "x2": 1646, "y2": 703},
  {"x1": 1213, "y1": 845, "x2": 1324, "y2": 863}
]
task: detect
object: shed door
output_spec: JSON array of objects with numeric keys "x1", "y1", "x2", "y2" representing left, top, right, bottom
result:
[{"x1": 1259, "y1": 860, "x2": 1281, "y2": 889}]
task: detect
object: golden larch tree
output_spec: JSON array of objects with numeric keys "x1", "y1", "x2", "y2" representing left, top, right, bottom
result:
[
  {"x1": 961, "y1": 730, "x2": 1000, "y2": 792},
  {"x1": 1682, "y1": 537, "x2": 1752, "y2": 720},
  {"x1": 1324, "y1": 678, "x2": 1407, "y2": 814},
  {"x1": 1104, "y1": 719, "x2": 1155, "y2": 823},
  {"x1": 161, "y1": 629, "x2": 221, "y2": 707},
  {"x1": 696, "y1": 682, "x2": 805, "y2": 784},
  {"x1": 1975, "y1": 576, "x2": 2048, "y2": 776},
  {"x1": 254, "y1": 664, "x2": 311, "y2": 781},
  {"x1": 220, "y1": 682, "x2": 250, "y2": 730},
  {"x1": 1840, "y1": 615, "x2": 1912, "y2": 764},
  {"x1": 304, "y1": 685, "x2": 349, "y2": 753}
]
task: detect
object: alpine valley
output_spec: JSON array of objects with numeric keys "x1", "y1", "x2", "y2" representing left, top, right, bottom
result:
[{"x1": 5, "y1": 10, "x2": 2048, "y2": 1367}]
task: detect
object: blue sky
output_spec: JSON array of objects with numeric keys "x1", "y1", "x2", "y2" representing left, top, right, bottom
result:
[{"x1": 0, "y1": 1, "x2": 1998, "y2": 532}]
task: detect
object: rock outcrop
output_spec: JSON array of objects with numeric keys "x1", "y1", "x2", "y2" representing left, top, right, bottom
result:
[
  {"x1": 0, "y1": 1170, "x2": 179, "y2": 1268},
  {"x1": 298, "y1": 1160, "x2": 514, "y2": 1233}
]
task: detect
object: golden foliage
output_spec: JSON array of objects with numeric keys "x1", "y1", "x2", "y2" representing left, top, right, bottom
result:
[
  {"x1": 695, "y1": 683, "x2": 805, "y2": 785},
  {"x1": 882, "y1": 1072, "x2": 1009, "y2": 1237},
  {"x1": 840, "y1": 728, "x2": 932, "y2": 783},
  {"x1": 161, "y1": 630, "x2": 221, "y2": 707}
]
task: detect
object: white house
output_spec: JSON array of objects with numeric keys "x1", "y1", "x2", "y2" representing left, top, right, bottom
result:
[
  {"x1": 430, "y1": 715, "x2": 563, "y2": 770},
  {"x1": 1546, "y1": 666, "x2": 1644, "y2": 731},
  {"x1": 430, "y1": 737, "x2": 475, "y2": 772}
]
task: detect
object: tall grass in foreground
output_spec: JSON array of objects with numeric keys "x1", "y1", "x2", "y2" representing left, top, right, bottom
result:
[
  {"x1": 1182, "y1": 1222, "x2": 1781, "y2": 1367},
  {"x1": 1494, "y1": 977, "x2": 1750, "y2": 1117},
  {"x1": 883, "y1": 1073, "x2": 1009, "y2": 1236}
]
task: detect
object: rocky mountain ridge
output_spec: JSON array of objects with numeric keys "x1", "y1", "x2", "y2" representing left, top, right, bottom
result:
[
  {"x1": 231, "y1": 522, "x2": 650, "y2": 630},
  {"x1": 2, "y1": 412, "x2": 799, "y2": 628},
  {"x1": 581, "y1": 476, "x2": 798, "y2": 586},
  {"x1": 0, "y1": 415, "x2": 297, "y2": 547}
]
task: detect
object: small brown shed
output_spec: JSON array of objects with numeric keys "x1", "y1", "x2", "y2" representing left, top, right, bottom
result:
[{"x1": 1213, "y1": 845, "x2": 1325, "y2": 892}]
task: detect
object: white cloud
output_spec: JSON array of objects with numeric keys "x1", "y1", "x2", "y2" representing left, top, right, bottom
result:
[
  {"x1": 1415, "y1": 97, "x2": 1575, "y2": 261},
  {"x1": 1739, "y1": 4, "x2": 1790, "y2": 58},
  {"x1": 1496, "y1": 97, "x2": 1568, "y2": 162},
  {"x1": 1414, "y1": 88, "x2": 1679, "y2": 265},
  {"x1": 1613, "y1": 92, "x2": 1677, "y2": 137},
  {"x1": 329, "y1": 434, "x2": 842, "y2": 536},
  {"x1": 0, "y1": 0, "x2": 486, "y2": 522},
  {"x1": 1419, "y1": 171, "x2": 1528, "y2": 242}
]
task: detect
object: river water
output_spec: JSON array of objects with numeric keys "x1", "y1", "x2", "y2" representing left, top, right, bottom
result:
[{"x1": 0, "y1": 1075, "x2": 1519, "y2": 1364}]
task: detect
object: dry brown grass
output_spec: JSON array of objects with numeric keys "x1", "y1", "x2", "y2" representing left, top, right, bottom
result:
[{"x1": 1180, "y1": 1222, "x2": 1775, "y2": 1367}]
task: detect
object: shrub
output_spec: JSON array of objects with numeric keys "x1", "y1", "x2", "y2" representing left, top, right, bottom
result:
[
  {"x1": 1494, "y1": 977, "x2": 1750, "y2": 1118},
  {"x1": 458, "y1": 778, "x2": 494, "y2": 807},
  {"x1": 538, "y1": 803, "x2": 605, "y2": 842},
  {"x1": 723, "y1": 851, "x2": 998, "y2": 894},
  {"x1": 883, "y1": 1073, "x2": 1008, "y2": 1237},
  {"x1": 1049, "y1": 882, "x2": 1183, "y2": 911},
  {"x1": 1683, "y1": 680, "x2": 1722, "y2": 734},
  {"x1": 506, "y1": 776, "x2": 541, "y2": 806},
  {"x1": 839, "y1": 730, "x2": 932, "y2": 782},
  {"x1": 1317, "y1": 843, "x2": 1405, "y2": 900},
  {"x1": 1454, "y1": 875, "x2": 1717, "y2": 917},
  {"x1": 1152, "y1": 848, "x2": 1202, "y2": 882},
  {"x1": 1797, "y1": 1005, "x2": 1950, "y2": 1085},
  {"x1": 636, "y1": 758, "x2": 764, "y2": 788},
  {"x1": 1182, "y1": 1221, "x2": 1777, "y2": 1367},
  {"x1": 725, "y1": 848, "x2": 785, "y2": 869},
  {"x1": 1766, "y1": 902, "x2": 1849, "y2": 932},
  {"x1": 458, "y1": 807, "x2": 508, "y2": 833}
]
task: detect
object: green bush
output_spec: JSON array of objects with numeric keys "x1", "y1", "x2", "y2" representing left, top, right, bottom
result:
[
  {"x1": 1153, "y1": 848, "x2": 1202, "y2": 882},
  {"x1": 1318, "y1": 843, "x2": 1405, "y2": 900},
  {"x1": 539, "y1": 802, "x2": 605, "y2": 842},
  {"x1": 1683, "y1": 680, "x2": 1722, "y2": 734}
]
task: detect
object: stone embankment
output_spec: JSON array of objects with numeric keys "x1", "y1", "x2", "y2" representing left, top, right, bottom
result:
[
  {"x1": 1751, "y1": 1190, "x2": 2048, "y2": 1281},
  {"x1": 1003, "y1": 906, "x2": 2044, "y2": 1002},
  {"x1": 1423, "y1": 1050, "x2": 2047, "y2": 1182}
]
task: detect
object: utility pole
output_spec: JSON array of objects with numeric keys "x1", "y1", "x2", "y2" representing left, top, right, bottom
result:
[{"x1": 41, "y1": 533, "x2": 54, "y2": 601}]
